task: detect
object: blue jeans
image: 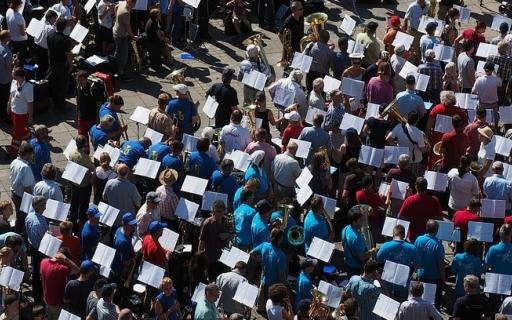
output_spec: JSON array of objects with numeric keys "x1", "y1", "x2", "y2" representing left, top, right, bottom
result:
[{"x1": 114, "y1": 35, "x2": 129, "y2": 75}]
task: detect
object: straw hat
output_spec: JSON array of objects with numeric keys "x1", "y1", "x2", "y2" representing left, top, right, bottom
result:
[
  {"x1": 477, "y1": 126, "x2": 494, "y2": 140},
  {"x1": 159, "y1": 168, "x2": 178, "y2": 186}
]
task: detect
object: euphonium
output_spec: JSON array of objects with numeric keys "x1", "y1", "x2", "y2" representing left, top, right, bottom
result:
[
  {"x1": 287, "y1": 225, "x2": 305, "y2": 246},
  {"x1": 277, "y1": 28, "x2": 293, "y2": 68},
  {"x1": 382, "y1": 99, "x2": 407, "y2": 124},
  {"x1": 308, "y1": 289, "x2": 330, "y2": 320},
  {"x1": 243, "y1": 33, "x2": 270, "y2": 67},
  {"x1": 300, "y1": 12, "x2": 328, "y2": 51},
  {"x1": 349, "y1": 205, "x2": 374, "y2": 253}
]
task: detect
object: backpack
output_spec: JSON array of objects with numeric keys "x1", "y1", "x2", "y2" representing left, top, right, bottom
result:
[{"x1": 87, "y1": 74, "x2": 108, "y2": 102}]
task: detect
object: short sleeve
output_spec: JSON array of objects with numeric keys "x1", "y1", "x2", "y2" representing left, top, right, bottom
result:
[{"x1": 25, "y1": 84, "x2": 34, "y2": 103}]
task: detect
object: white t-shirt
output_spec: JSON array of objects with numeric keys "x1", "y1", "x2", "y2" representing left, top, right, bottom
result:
[
  {"x1": 472, "y1": 74, "x2": 502, "y2": 104},
  {"x1": 97, "y1": 0, "x2": 113, "y2": 28},
  {"x1": 478, "y1": 137, "x2": 496, "y2": 177},
  {"x1": 447, "y1": 168, "x2": 480, "y2": 210},
  {"x1": 266, "y1": 299, "x2": 285, "y2": 320},
  {"x1": 6, "y1": 8, "x2": 27, "y2": 42},
  {"x1": 220, "y1": 123, "x2": 252, "y2": 153},
  {"x1": 389, "y1": 123, "x2": 426, "y2": 163},
  {"x1": 10, "y1": 80, "x2": 34, "y2": 115},
  {"x1": 50, "y1": 3, "x2": 72, "y2": 34},
  {"x1": 34, "y1": 19, "x2": 55, "y2": 49}
]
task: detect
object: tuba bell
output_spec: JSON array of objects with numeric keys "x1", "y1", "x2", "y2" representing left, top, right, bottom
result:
[
  {"x1": 300, "y1": 12, "x2": 328, "y2": 51},
  {"x1": 243, "y1": 33, "x2": 270, "y2": 67},
  {"x1": 287, "y1": 225, "x2": 305, "y2": 246},
  {"x1": 382, "y1": 99, "x2": 407, "y2": 124},
  {"x1": 169, "y1": 67, "x2": 187, "y2": 85}
]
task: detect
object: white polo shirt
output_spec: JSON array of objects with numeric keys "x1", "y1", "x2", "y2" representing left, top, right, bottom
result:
[
  {"x1": 10, "y1": 80, "x2": 34, "y2": 115},
  {"x1": 9, "y1": 158, "x2": 35, "y2": 197},
  {"x1": 6, "y1": 8, "x2": 27, "y2": 42},
  {"x1": 389, "y1": 123, "x2": 425, "y2": 163}
]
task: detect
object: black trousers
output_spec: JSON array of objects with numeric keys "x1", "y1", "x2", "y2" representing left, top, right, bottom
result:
[
  {"x1": 0, "y1": 82, "x2": 10, "y2": 120},
  {"x1": 10, "y1": 192, "x2": 26, "y2": 241},
  {"x1": 11, "y1": 40, "x2": 28, "y2": 64},
  {"x1": 198, "y1": 0, "x2": 217, "y2": 36},
  {"x1": 30, "y1": 248, "x2": 45, "y2": 304},
  {"x1": 257, "y1": 0, "x2": 275, "y2": 28},
  {"x1": 35, "y1": 45, "x2": 49, "y2": 80},
  {"x1": 49, "y1": 63, "x2": 70, "y2": 110},
  {"x1": 70, "y1": 184, "x2": 92, "y2": 233}
]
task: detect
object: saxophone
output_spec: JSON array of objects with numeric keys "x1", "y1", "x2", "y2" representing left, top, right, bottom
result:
[{"x1": 277, "y1": 28, "x2": 293, "y2": 68}]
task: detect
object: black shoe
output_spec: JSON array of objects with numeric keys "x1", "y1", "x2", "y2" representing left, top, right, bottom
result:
[
  {"x1": 199, "y1": 33, "x2": 212, "y2": 40},
  {"x1": 118, "y1": 74, "x2": 133, "y2": 81}
]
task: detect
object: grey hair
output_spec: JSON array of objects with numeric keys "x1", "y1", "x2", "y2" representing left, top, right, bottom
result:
[
  {"x1": 312, "y1": 78, "x2": 324, "y2": 91},
  {"x1": 440, "y1": 90, "x2": 456, "y2": 106}
]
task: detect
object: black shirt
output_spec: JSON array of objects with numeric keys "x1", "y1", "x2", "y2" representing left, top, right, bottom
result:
[
  {"x1": 77, "y1": 82, "x2": 103, "y2": 121},
  {"x1": 64, "y1": 278, "x2": 94, "y2": 317},
  {"x1": 366, "y1": 117, "x2": 391, "y2": 149},
  {"x1": 453, "y1": 294, "x2": 492, "y2": 320},
  {"x1": 47, "y1": 31, "x2": 71, "y2": 65},
  {"x1": 279, "y1": 15, "x2": 304, "y2": 53},
  {"x1": 206, "y1": 82, "x2": 239, "y2": 128},
  {"x1": 145, "y1": 18, "x2": 164, "y2": 46}
]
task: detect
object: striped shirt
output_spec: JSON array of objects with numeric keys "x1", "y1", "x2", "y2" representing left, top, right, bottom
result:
[
  {"x1": 148, "y1": 108, "x2": 175, "y2": 140},
  {"x1": 155, "y1": 184, "x2": 179, "y2": 220},
  {"x1": 398, "y1": 297, "x2": 443, "y2": 320}
]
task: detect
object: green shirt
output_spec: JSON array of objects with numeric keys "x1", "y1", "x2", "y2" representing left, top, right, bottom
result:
[
  {"x1": 194, "y1": 298, "x2": 220, "y2": 320},
  {"x1": 356, "y1": 32, "x2": 381, "y2": 66}
]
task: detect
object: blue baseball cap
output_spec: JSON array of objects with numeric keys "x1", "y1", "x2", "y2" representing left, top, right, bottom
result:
[
  {"x1": 80, "y1": 260, "x2": 98, "y2": 272},
  {"x1": 87, "y1": 205, "x2": 102, "y2": 219},
  {"x1": 149, "y1": 220, "x2": 167, "y2": 233},
  {"x1": 122, "y1": 213, "x2": 137, "y2": 226}
]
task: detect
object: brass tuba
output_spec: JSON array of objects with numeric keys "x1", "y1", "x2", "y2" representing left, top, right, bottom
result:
[
  {"x1": 277, "y1": 28, "x2": 293, "y2": 68},
  {"x1": 308, "y1": 290, "x2": 331, "y2": 319},
  {"x1": 300, "y1": 12, "x2": 328, "y2": 52},
  {"x1": 287, "y1": 225, "x2": 305, "y2": 246},
  {"x1": 382, "y1": 99, "x2": 407, "y2": 124},
  {"x1": 243, "y1": 33, "x2": 270, "y2": 67},
  {"x1": 349, "y1": 205, "x2": 374, "y2": 253}
]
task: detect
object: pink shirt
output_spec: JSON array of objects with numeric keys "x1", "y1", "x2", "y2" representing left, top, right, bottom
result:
[{"x1": 367, "y1": 77, "x2": 393, "y2": 105}]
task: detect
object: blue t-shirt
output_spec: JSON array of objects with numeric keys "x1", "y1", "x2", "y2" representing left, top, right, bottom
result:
[
  {"x1": 414, "y1": 234, "x2": 445, "y2": 280},
  {"x1": 29, "y1": 138, "x2": 51, "y2": 182},
  {"x1": 165, "y1": 98, "x2": 198, "y2": 137},
  {"x1": 119, "y1": 140, "x2": 146, "y2": 169},
  {"x1": 81, "y1": 222, "x2": 100, "y2": 260},
  {"x1": 485, "y1": 241, "x2": 512, "y2": 275},
  {"x1": 111, "y1": 227, "x2": 135, "y2": 275},
  {"x1": 234, "y1": 203, "x2": 257, "y2": 247},
  {"x1": 452, "y1": 252, "x2": 482, "y2": 298},
  {"x1": 147, "y1": 142, "x2": 171, "y2": 162},
  {"x1": 251, "y1": 213, "x2": 269, "y2": 248},
  {"x1": 332, "y1": 51, "x2": 350, "y2": 79},
  {"x1": 251, "y1": 242, "x2": 286, "y2": 285},
  {"x1": 376, "y1": 239, "x2": 420, "y2": 293},
  {"x1": 341, "y1": 225, "x2": 367, "y2": 269},
  {"x1": 233, "y1": 186, "x2": 244, "y2": 210},
  {"x1": 188, "y1": 151, "x2": 217, "y2": 180},
  {"x1": 303, "y1": 211, "x2": 329, "y2": 253},
  {"x1": 270, "y1": 211, "x2": 297, "y2": 246},
  {"x1": 211, "y1": 170, "x2": 238, "y2": 203},
  {"x1": 156, "y1": 289, "x2": 178, "y2": 320},
  {"x1": 162, "y1": 154, "x2": 184, "y2": 192},
  {"x1": 89, "y1": 126, "x2": 109, "y2": 151},
  {"x1": 98, "y1": 103, "x2": 120, "y2": 134},
  {"x1": 244, "y1": 165, "x2": 269, "y2": 194},
  {"x1": 295, "y1": 271, "x2": 313, "y2": 311}
]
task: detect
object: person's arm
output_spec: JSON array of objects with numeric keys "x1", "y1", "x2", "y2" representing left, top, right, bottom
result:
[
  {"x1": 385, "y1": 132, "x2": 396, "y2": 145},
  {"x1": 478, "y1": 159, "x2": 492, "y2": 180},
  {"x1": 154, "y1": 299, "x2": 166, "y2": 320}
]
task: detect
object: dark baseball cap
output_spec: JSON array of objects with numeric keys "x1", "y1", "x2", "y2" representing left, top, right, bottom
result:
[{"x1": 122, "y1": 213, "x2": 137, "y2": 226}]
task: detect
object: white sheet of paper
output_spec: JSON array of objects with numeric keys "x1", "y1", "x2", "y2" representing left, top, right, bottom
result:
[
  {"x1": 26, "y1": 18, "x2": 44, "y2": 38},
  {"x1": 453, "y1": 5, "x2": 470, "y2": 24},
  {"x1": 358, "y1": 145, "x2": 384, "y2": 168},
  {"x1": 378, "y1": 182, "x2": 390, "y2": 197},
  {"x1": 424, "y1": 170, "x2": 449, "y2": 192},
  {"x1": 85, "y1": 55, "x2": 108, "y2": 66},
  {"x1": 144, "y1": 128, "x2": 164, "y2": 145},
  {"x1": 476, "y1": 61, "x2": 499, "y2": 75},
  {"x1": 130, "y1": 106, "x2": 151, "y2": 125},
  {"x1": 414, "y1": 73, "x2": 430, "y2": 92},
  {"x1": 382, "y1": 217, "x2": 410, "y2": 237},
  {"x1": 494, "y1": 135, "x2": 512, "y2": 157},
  {"x1": 134, "y1": 0, "x2": 148, "y2": 10},
  {"x1": 433, "y1": 43, "x2": 455, "y2": 63},
  {"x1": 382, "y1": 260, "x2": 410, "y2": 287},
  {"x1": 99, "y1": 144, "x2": 120, "y2": 167},
  {"x1": 296, "y1": 185, "x2": 313, "y2": 206},
  {"x1": 323, "y1": 75, "x2": 342, "y2": 93},
  {"x1": 390, "y1": 179, "x2": 408, "y2": 200},
  {"x1": 38, "y1": 233, "x2": 62, "y2": 257},
  {"x1": 226, "y1": 150, "x2": 252, "y2": 172},
  {"x1": 71, "y1": 44, "x2": 81, "y2": 55},
  {"x1": 373, "y1": 294, "x2": 400, "y2": 320},
  {"x1": 384, "y1": 146, "x2": 409, "y2": 165},
  {"x1": 339, "y1": 113, "x2": 365, "y2": 134},
  {"x1": 476, "y1": 43, "x2": 499, "y2": 58},
  {"x1": 201, "y1": 191, "x2": 228, "y2": 211},
  {"x1": 484, "y1": 273, "x2": 512, "y2": 295},
  {"x1": 92, "y1": 242, "x2": 116, "y2": 268},
  {"x1": 399, "y1": 61, "x2": 418, "y2": 79},
  {"x1": 43, "y1": 199, "x2": 69, "y2": 222},
  {"x1": 317, "y1": 280, "x2": 343, "y2": 308},
  {"x1": 62, "y1": 161, "x2": 88, "y2": 185},
  {"x1": 467, "y1": 221, "x2": 494, "y2": 242},
  {"x1": 191, "y1": 282, "x2": 207, "y2": 303},
  {"x1": 436, "y1": 220, "x2": 460, "y2": 242},
  {"x1": 158, "y1": 228, "x2": 179, "y2": 252},
  {"x1": 0, "y1": 266, "x2": 24, "y2": 291},
  {"x1": 296, "y1": 167, "x2": 313, "y2": 188},
  {"x1": 242, "y1": 70, "x2": 267, "y2": 91},
  {"x1": 69, "y1": 23, "x2": 89, "y2": 44},
  {"x1": 57, "y1": 309, "x2": 81, "y2": 320},
  {"x1": 314, "y1": 194, "x2": 337, "y2": 219},
  {"x1": 272, "y1": 82, "x2": 295, "y2": 107},
  {"x1": 63, "y1": 139, "x2": 77, "y2": 160},
  {"x1": 481, "y1": 199, "x2": 506, "y2": 218},
  {"x1": 341, "y1": 77, "x2": 365, "y2": 99},
  {"x1": 175, "y1": 198, "x2": 199, "y2": 222},
  {"x1": 347, "y1": 39, "x2": 365, "y2": 54},
  {"x1": 183, "y1": 134, "x2": 199, "y2": 153},
  {"x1": 182, "y1": 0, "x2": 200, "y2": 8},
  {"x1": 418, "y1": 16, "x2": 444, "y2": 36},
  {"x1": 499, "y1": 106, "x2": 512, "y2": 124},
  {"x1": 505, "y1": 163, "x2": 512, "y2": 181},
  {"x1": 307, "y1": 237, "x2": 334, "y2": 262},
  {"x1": 365, "y1": 103, "x2": 380, "y2": 120},
  {"x1": 289, "y1": 139, "x2": 312, "y2": 159},
  {"x1": 134, "y1": 158, "x2": 160, "y2": 179},
  {"x1": 233, "y1": 281, "x2": 258, "y2": 308},
  {"x1": 203, "y1": 95, "x2": 219, "y2": 119},
  {"x1": 434, "y1": 114, "x2": 454, "y2": 133},
  {"x1": 20, "y1": 192, "x2": 33, "y2": 214},
  {"x1": 455, "y1": 93, "x2": 478, "y2": 110},
  {"x1": 492, "y1": 15, "x2": 512, "y2": 31},
  {"x1": 409, "y1": 281, "x2": 436, "y2": 304},
  {"x1": 181, "y1": 175, "x2": 209, "y2": 196},
  {"x1": 84, "y1": 0, "x2": 96, "y2": 13},
  {"x1": 340, "y1": 14, "x2": 356, "y2": 35},
  {"x1": 392, "y1": 31, "x2": 414, "y2": 50},
  {"x1": 97, "y1": 202, "x2": 120, "y2": 227},
  {"x1": 219, "y1": 246, "x2": 250, "y2": 268},
  {"x1": 138, "y1": 261, "x2": 165, "y2": 288},
  {"x1": 305, "y1": 107, "x2": 327, "y2": 125},
  {"x1": 290, "y1": 52, "x2": 313, "y2": 73}
]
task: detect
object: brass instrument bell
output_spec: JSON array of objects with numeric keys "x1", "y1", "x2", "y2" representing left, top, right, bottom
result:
[
  {"x1": 382, "y1": 99, "x2": 408, "y2": 124},
  {"x1": 287, "y1": 225, "x2": 305, "y2": 246},
  {"x1": 169, "y1": 67, "x2": 187, "y2": 84}
]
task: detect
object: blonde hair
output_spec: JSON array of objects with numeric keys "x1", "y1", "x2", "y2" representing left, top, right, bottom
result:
[
  {"x1": 160, "y1": 277, "x2": 173, "y2": 290},
  {"x1": 0, "y1": 201, "x2": 12, "y2": 214}
]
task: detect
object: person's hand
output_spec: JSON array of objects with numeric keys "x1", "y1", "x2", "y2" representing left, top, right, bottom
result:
[
  {"x1": 165, "y1": 250, "x2": 172, "y2": 260},
  {"x1": 54, "y1": 252, "x2": 67, "y2": 263},
  {"x1": 121, "y1": 124, "x2": 128, "y2": 132},
  {"x1": 132, "y1": 35, "x2": 139, "y2": 41}
]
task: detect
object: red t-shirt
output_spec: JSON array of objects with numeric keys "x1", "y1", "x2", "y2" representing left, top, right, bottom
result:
[
  {"x1": 429, "y1": 104, "x2": 469, "y2": 145},
  {"x1": 356, "y1": 189, "x2": 385, "y2": 224},
  {"x1": 441, "y1": 130, "x2": 470, "y2": 169},
  {"x1": 461, "y1": 28, "x2": 486, "y2": 58},
  {"x1": 40, "y1": 258, "x2": 70, "y2": 306},
  {"x1": 453, "y1": 209, "x2": 480, "y2": 241},
  {"x1": 57, "y1": 235, "x2": 81, "y2": 265},
  {"x1": 281, "y1": 124, "x2": 304, "y2": 149},
  {"x1": 142, "y1": 234, "x2": 167, "y2": 267},
  {"x1": 399, "y1": 193, "x2": 443, "y2": 242}
]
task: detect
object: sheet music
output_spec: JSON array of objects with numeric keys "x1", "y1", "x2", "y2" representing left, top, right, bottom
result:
[
  {"x1": 455, "y1": 93, "x2": 478, "y2": 110},
  {"x1": 26, "y1": 18, "x2": 44, "y2": 38},
  {"x1": 504, "y1": 163, "x2": 512, "y2": 181},
  {"x1": 62, "y1": 161, "x2": 88, "y2": 185},
  {"x1": 272, "y1": 82, "x2": 295, "y2": 107},
  {"x1": 340, "y1": 14, "x2": 356, "y2": 35},
  {"x1": 382, "y1": 217, "x2": 410, "y2": 237},
  {"x1": 314, "y1": 194, "x2": 337, "y2": 219},
  {"x1": 306, "y1": 237, "x2": 334, "y2": 262},
  {"x1": 242, "y1": 70, "x2": 267, "y2": 91},
  {"x1": 476, "y1": 61, "x2": 499, "y2": 75},
  {"x1": 494, "y1": 135, "x2": 512, "y2": 157},
  {"x1": 481, "y1": 199, "x2": 506, "y2": 218},
  {"x1": 63, "y1": 139, "x2": 77, "y2": 160},
  {"x1": 289, "y1": 139, "x2": 312, "y2": 159},
  {"x1": 392, "y1": 31, "x2": 414, "y2": 50},
  {"x1": 92, "y1": 242, "x2": 115, "y2": 268},
  {"x1": 182, "y1": 0, "x2": 201, "y2": 8},
  {"x1": 296, "y1": 167, "x2": 313, "y2": 187},
  {"x1": 323, "y1": 75, "x2": 342, "y2": 93},
  {"x1": 58, "y1": 309, "x2": 81, "y2": 320},
  {"x1": 225, "y1": 150, "x2": 252, "y2": 172},
  {"x1": 492, "y1": 15, "x2": 512, "y2": 31},
  {"x1": 372, "y1": 294, "x2": 400, "y2": 320},
  {"x1": 191, "y1": 282, "x2": 220, "y2": 305},
  {"x1": 424, "y1": 170, "x2": 449, "y2": 192},
  {"x1": 158, "y1": 228, "x2": 179, "y2": 252},
  {"x1": 434, "y1": 114, "x2": 454, "y2": 133},
  {"x1": 183, "y1": 134, "x2": 199, "y2": 153},
  {"x1": 181, "y1": 175, "x2": 209, "y2": 196},
  {"x1": 436, "y1": 220, "x2": 460, "y2": 242},
  {"x1": 409, "y1": 281, "x2": 436, "y2": 304},
  {"x1": 203, "y1": 95, "x2": 219, "y2": 119},
  {"x1": 97, "y1": 202, "x2": 120, "y2": 227},
  {"x1": 96, "y1": 144, "x2": 120, "y2": 167},
  {"x1": 134, "y1": 158, "x2": 160, "y2": 179},
  {"x1": 219, "y1": 246, "x2": 250, "y2": 268},
  {"x1": 138, "y1": 261, "x2": 165, "y2": 288},
  {"x1": 453, "y1": 5, "x2": 470, "y2": 24},
  {"x1": 175, "y1": 198, "x2": 199, "y2": 222},
  {"x1": 0, "y1": 266, "x2": 24, "y2": 291},
  {"x1": 130, "y1": 106, "x2": 151, "y2": 125},
  {"x1": 365, "y1": 103, "x2": 380, "y2": 120},
  {"x1": 499, "y1": 106, "x2": 512, "y2": 124},
  {"x1": 358, "y1": 145, "x2": 384, "y2": 168},
  {"x1": 296, "y1": 185, "x2": 313, "y2": 206},
  {"x1": 233, "y1": 282, "x2": 259, "y2": 308},
  {"x1": 201, "y1": 191, "x2": 228, "y2": 211},
  {"x1": 43, "y1": 199, "x2": 69, "y2": 222},
  {"x1": 341, "y1": 77, "x2": 365, "y2": 99},
  {"x1": 144, "y1": 128, "x2": 164, "y2": 145},
  {"x1": 414, "y1": 73, "x2": 430, "y2": 92},
  {"x1": 339, "y1": 113, "x2": 365, "y2": 134},
  {"x1": 20, "y1": 192, "x2": 33, "y2": 214},
  {"x1": 317, "y1": 280, "x2": 343, "y2": 308},
  {"x1": 476, "y1": 43, "x2": 499, "y2": 58},
  {"x1": 85, "y1": 55, "x2": 108, "y2": 66},
  {"x1": 38, "y1": 233, "x2": 62, "y2": 257},
  {"x1": 390, "y1": 179, "x2": 408, "y2": 200},
  {"x1": 382, "y1": 260, "x2": 410, "y2": 287},
  {"x1": 290, "y1": 52, "x2": 313, "y2": 72},
  {"x1": 305, "y1": 107, "x2": 327, "y2": 125},
  {"x1": 134, "y1": 0, "x2": 148, "y2": 10},
  {"x1": 484, "y1": 273, "x2": 512, "y2": 295},
  {"x1": 84, "y1": 0, "x2": 96, "y2": 13},
  {"x1": 418, "y1": 16, "x2": 444, "y2": 36},
  {"x1": 384, "y1": 146, "x2": 409, "y2": 165},
  {"x1": 347, "y1": 39, "x2": 365, "y2": 54},
  {"x1": 433, "y1": 44, "x2": 455, "y2": 63},
  {"x1": 69, "y1": 23, "x2": 89, "y2": 44},
  {"x1": 378, "y1": 182, "x2": 390, "y2": 197},
  {"x1": 399, "y1": 61, "x2": 419, "y2": 79},
  {"x1": 467, "y1": 221, "x2": 494, "y2": 242}
]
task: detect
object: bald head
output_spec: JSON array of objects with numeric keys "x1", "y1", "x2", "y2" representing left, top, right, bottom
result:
[
  {"x1": 117, "y1": 164, "x2": 129, "y2": 178},
  {"x1": 287, "y1": 141, "x2": 298, "y2": 155}
]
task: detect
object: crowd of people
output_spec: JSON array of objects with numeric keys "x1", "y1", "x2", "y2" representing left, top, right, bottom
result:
[{"x1": 4, "y1": 0, "x2": 512, "y2": 319}]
